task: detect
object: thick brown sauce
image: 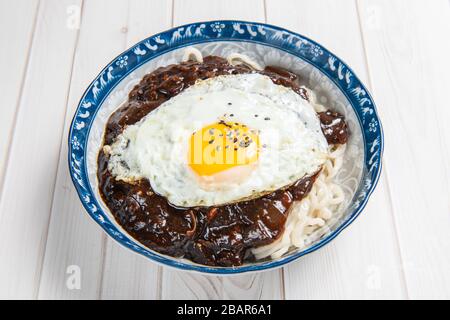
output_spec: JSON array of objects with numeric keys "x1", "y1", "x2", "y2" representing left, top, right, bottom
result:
[{"x1": 97, "y1": 56, "x2": 349, "y2": 266}]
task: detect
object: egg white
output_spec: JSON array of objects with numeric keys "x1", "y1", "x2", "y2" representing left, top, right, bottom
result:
[{"x1": 105, "y1": 73, "x2": 328, "y2": 207}]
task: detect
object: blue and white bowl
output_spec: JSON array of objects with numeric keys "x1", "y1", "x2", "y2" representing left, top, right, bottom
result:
[{"x1": 68, "y1": 21, "x2": 383, "y2": 274}]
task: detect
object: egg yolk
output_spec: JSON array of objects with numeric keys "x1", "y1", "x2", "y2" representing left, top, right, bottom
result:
[{"x1": 189, "y1": 121, "x2": 260, "y2": 176}]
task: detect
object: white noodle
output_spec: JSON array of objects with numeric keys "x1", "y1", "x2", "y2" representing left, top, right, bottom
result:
[
  {"x1": 251, "y1": 144, "x2": 346, "y2": 260},
  {"x1": 182, "y1": 47, "x2": 203, "y2": 63},
  {"x1": 226, "y1": 53, "x2": 263, "y2": 71}
]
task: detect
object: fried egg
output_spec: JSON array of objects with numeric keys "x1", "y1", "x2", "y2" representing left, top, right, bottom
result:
[{"x1": 105, "y1": 73, "x2": 328, "y2": 207}]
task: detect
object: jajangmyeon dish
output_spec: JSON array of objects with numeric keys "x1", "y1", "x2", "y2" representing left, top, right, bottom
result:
[{"x1": 97, "y1": 47, "x2": 349, "y2": 267}]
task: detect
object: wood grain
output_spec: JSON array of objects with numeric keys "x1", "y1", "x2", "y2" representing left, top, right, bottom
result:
[
  {"x1": 358, "y1": 0, "x2": 450, "y2": 299},
  {"x1": 0, "y1": 0, "x2": 39, "y2": 186},
  {"x1": 266, "y1": 0, "x2": 406, "y2": 299}
]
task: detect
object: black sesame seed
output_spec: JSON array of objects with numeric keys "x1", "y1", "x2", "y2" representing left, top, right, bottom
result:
[
  {"x1": 264, "y1": 117, "x2": 270, "y2": 120},
  {"x1": 254, "y1": 114, "x2": 259, "y2": 117},
  {"x1": 228, "y1": 102, "x2": 232, "y2": 105}
]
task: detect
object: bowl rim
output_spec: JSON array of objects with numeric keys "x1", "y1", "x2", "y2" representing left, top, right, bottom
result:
[{"x1": 68, "y1": 20, "x2": 384, "y2": 274}]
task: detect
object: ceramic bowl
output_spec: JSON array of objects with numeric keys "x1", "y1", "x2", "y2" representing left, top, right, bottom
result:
[{"x1": 68, "y1": 20, "x2": 383, "y2": 274}]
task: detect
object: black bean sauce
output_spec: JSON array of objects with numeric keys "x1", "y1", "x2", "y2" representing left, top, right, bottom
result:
[{"x1": 97, "y1": 56, "x2": 349, "y2": 266}]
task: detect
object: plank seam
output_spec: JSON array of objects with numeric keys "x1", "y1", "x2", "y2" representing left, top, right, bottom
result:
[
  {"x1": 280, "y1": 268, "x2": 286, "y2": 300},
  {"x1": 171, "y1": 0, "x2": 175, "y2": 27},
  {"x1": 156, "y1": 266, "x2": 163, "y2": 300},
  {"x1": 97, "y1": 234, "x2": 109, "y2": 299},
  {"x1": 263, "y1": 0, "x2": 268, "y2": 22}
]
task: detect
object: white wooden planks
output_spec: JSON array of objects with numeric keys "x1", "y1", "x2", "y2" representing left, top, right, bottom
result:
[
  {"x1": 358, "y1": 0, "x2": 450, "y2": 299},
  {"x1": 266, "y1": 0, "x2": 406, "y2": 299},
  {"x1": 0, "y1": 0, "x2": 39, "y2": 186},
  {"x1": 0, "y1": 0, "x2": 81, "y2": 298}
]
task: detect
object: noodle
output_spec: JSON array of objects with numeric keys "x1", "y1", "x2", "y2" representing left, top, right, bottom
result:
[
  {"x1": 226, "y1": 53, "x2": 263, "y2": 71},
  {"x1": 182, "y1": 47, "x2": 204, "y2": 63},
  {"x1": 251, "y1": 144, "x2": 346, "y2": 260},
  {"x1": 180, "y1": 47, "x2": 347, "y2": 261}
]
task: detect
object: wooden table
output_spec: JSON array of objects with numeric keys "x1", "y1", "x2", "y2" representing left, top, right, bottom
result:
[{"x1": 0, "y1": 0, "x2": 449, "y2": 299}]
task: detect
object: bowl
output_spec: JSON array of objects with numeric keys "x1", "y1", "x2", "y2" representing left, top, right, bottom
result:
[{"x1": 68, "y1": 20, "x2": 383, "y2": 274}]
